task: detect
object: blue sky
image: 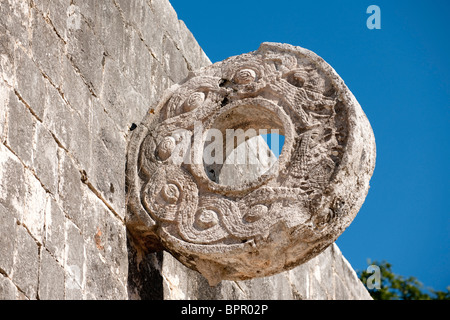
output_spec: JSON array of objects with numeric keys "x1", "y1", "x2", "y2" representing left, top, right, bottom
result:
[{"x1": 170, "y1": 0, "x2": 450, "y2": 292}]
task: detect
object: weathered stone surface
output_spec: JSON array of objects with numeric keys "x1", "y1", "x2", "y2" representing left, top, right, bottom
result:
[
  {"x1": 177, "y1": 19, "x2": 211, "y2": 71},
  {"x1": 60, "y1": 54, "x2": 92, "y2": 120},
  {"x1": 33, "y1": 0, "x2": 68, "y2": 42},
  {"x1": 7, "y1": 90, "x2": 35, "y2": 167},
  {"x1": 22, "y1": 169, "x2": 47, "y2": 243},
  {"x1": 81, "y1": 191, "x2": 128, "y2": 287},
  {"x1": 31, "y1": 6, "x2": 64, "y2": 88},
  {"x1": 0, "y1": 203, "x2": 16, "y2": 276},
  {"x1": 0, "y1": 143, "x2": 25, "y2": 221},
  {"x1": 0, "y1": 0, "x2": 31, "y2": 48},
  {"x1": 66, "y1": 16, "x2": 104, "y2": 96},
  {"x1": 119, "y1": 27, "x2": 155, "y2": 101},
  {"x1": 100, "y1": 58, "x2": 148, "y2": 133},
  {"x1": 43, "y1": 197, "x2": 65, "y2": 263},
  {"x1": 156, "y1": 243, "x2": 371, "y2": 300},
  {"x1": 84, "y1": 242, "x2": 126, "y2": 300},
  {"x1": 162, "y1": 36, "x2": 190, "y2": 83},
  {"x1": 64, "y1": 219, "x2": 85, "y2": 294},
  {"x1": 12, "y1": 224, "x2": 39, "y2": 299},
  {"x1": 82, "y1": 101, "x2": 129, "y2": 219},
  {"x1": 0, "y1": 86, "x2": 9, "y2": 144},
  {"x1": 58, "y1": 150, "x2": 83, "y2": 228},
  {"x1": 116, "y1": 0, "x2": 164, "y2": 61},
  {"x1": 38, "y1": 249, "x2": 65, "y2": 300},
  {"x1": 33, "y1": 123, "x2": 59, "y2": 194},
  {"x1": 0, "y1": 24, "x2": 15, "y2": 88},
  {"x1": 15, "y1": 46, "x2": 47, "y2": 120},
  {"x1": 43, "y1": 80, "x2": 92, "y2": 172},
  {"x1": 72, "y1": 0, "x2": 125, "y2": 62},
  {"x1": 0, "y1": 273, "x2": 17, "y2": 300},
  {"x1": 127, "y1": 42, "x2": 376, "y2": 285}
]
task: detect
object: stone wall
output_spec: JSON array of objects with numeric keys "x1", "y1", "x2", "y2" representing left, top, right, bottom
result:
[
  {"x1": 0, "y1": 0, "x2": 370, "y2": 300},
  {"x1": 156, "y1": 243, "x2": 371, "y2": 300},
  {"x1": 0, "y1": 0, "x2": 208, "y2": 300}
]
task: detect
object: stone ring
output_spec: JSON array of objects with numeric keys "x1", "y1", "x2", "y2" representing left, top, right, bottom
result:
[{"x1": 126, "y1": 42, "x2": 376, "y2": 285}]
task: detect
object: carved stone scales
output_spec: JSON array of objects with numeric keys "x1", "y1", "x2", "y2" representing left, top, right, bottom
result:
[{"x1": 126, "y1": 43, "x2": 376, "y2": 285}]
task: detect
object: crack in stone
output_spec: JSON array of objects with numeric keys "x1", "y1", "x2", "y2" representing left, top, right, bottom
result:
[
  {"x1": 30, "y1": 0, "x2": 67, "y2": 46},
  {"x1": 2, "y1": 141, "x2": 53, "y2": 199},
  {"x1": 1, "y1": 265, "x2": 29, "y2": 299},
  {"x1": 0, "y1": 267, "x2": 8, "y2": 278},
  {"x1": 12, "y1": 66, "x2": 123, "y2": 228},
  {"x1": 13, "y1": 89, "x2": 42, "y2": 123},
  {"x1": 66, "y1": 54, "x2": 98, "y2": 98},
  {"x1": 4, "y1": 94, "x2": 122, "y2": 238},
  {"x1": 232, "y1": 281, "x2": 247, "y2": 297},
  {"x1": 112, "y1": 0, "x2": 160, "y2": 64},
  {"x1": 80, "y1": 170, "x2": 124, "y2": 224}
]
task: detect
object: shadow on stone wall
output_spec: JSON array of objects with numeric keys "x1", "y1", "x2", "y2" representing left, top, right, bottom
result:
[{"x1": 127, "y1": 235, "x2": 164, "y2": 300}]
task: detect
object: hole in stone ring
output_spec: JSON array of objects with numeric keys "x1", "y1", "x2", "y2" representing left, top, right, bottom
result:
[{"x1": 203, "y1": 103, "x2": 286, "y2": 186}]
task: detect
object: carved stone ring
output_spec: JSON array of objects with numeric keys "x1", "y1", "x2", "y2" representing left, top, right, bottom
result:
[{"x1": 126, "y1": 43, "x2": 376, "y2": 285}]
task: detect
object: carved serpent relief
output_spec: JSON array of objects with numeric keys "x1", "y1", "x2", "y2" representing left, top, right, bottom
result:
[{"x1": 126, "y1": 43, "x2": 376, "y2": 285}]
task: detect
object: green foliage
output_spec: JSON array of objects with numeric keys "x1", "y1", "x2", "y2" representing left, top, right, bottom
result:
[{"x1": 358, "y1": 260, "x2": 450, "y2": 300}]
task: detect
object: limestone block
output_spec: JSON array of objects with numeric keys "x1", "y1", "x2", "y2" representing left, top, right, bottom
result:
[
  {"x1": 149, "y1": 0, "x2": 182, "y2": 46},
  {"x1": 127, "y1": 42, "x2": 376, "y2": 285},
  {"x1": 32, "y1": 0, "x2": 69, "y2": 42},
  {"x1": 58, "y1": 150, "x2": 83, "y2": 228},
  {"x1": 100, "y1": 58, "x2": 148, "y2": 133},
  {"x1": 15, "y1": 46, "x2": 47, "y2": 120},
  {"x1": 38, "y1": 249, "x2": 65, "y2": 300},
  {"x1": 7, "y1": 90, "x2": 35, "y2": 167},
  {"x1": 66, "y1": 15, "x2": 104, "y2": 96},
  {"x1": 43, "y1": 84, "x2": 91, "y2": 172},
  {"x1": 162, "y1": 36, "x2": 189, "y2": 83},
  {"x1": 284, "y1": 263, "x2": 310, "y2": 299},
  {"x1": 22, "y1": 169, "x2": 47, "y2": 243},
  {"x1": 0, "y1": 0, "x2": 31, "y2": 48},
  {"x1": 61, "y1": 55, "x2": 92, "y2": 120},
  {"x1": 0, "y1": 273, "x2": 17, "y2": 300},
  {"x1": 115, "y1": 0, "x2": 164, "y2": 62},
  {"x1": 78, "y1": 0, "x2": 125, "y2": 62},
  {"x1": 80, "y1": 191, "x2": 128, "y2": 286},
  {"x1": 31, "y1": 7, "x2": 63, "y2": 88},
  {"x1": 0, "y1": 25, "x2": 15, "y2": 87},
  {"x1": 217, "y1": 135, "x2": 277, "y2": 186},
  {"x1": 0, "y1": 85, "x2": 9, "y2": 144},
  {"x1": 6, "y1": 89, "x2": 59, "y2": 195},
  {"x1": 12, "y1": 224, "x2": 39, "y2": 299},
  {"x1": 148, "y1": 58, "x2": 174, "y2": 110},
  {"x1": 89, "y1": 101, "x2": 126, "y2": 217},
  {"x1": 65, "y1": 278, "x2": 82, "y2": 300},
  {"x1": 64, "y1": 219, "x2": 85, "y2": 295},
  {"x1": 43, "y1": 197, "x2": 65, "y2": 263},
  {"x1": 33, "y1": 123, "x2": 59, "y2": 194},
  {"x1": 177, "y1": 20, "x2": 211, "y2": 71},
  {"x1": 84, "y1": 241, "x2": 127, "y2": 300},
  {"x1": 0, "y1": 203, "x2": 16, "y2": 276},
  {"x1": 330, "y1": 244, "x2": 372, "y2": 300},
  {"x1": 0, "y1": 142, "x2": 25, "y2": 221},
  {"x1": 119, "y1": 27, "x2": 155, "y2": 100}
]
